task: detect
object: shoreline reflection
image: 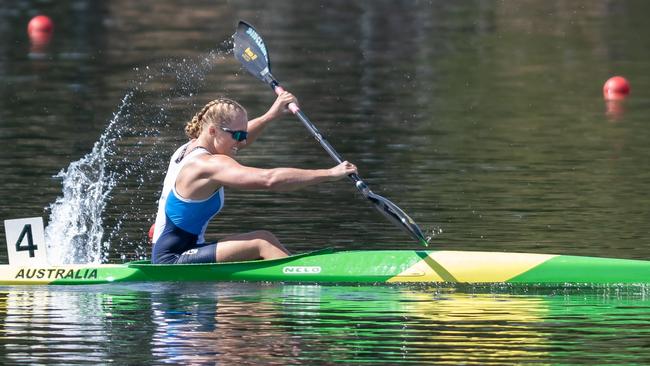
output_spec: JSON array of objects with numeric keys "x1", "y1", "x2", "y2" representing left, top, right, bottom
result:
[{"x1": 2, "y1": 284, "x2": 650, "y2": 364}]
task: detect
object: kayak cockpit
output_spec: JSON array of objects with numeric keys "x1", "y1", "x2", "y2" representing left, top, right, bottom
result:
[{"x1": 125, "y1": 247, "x2": 337, "y2": 268}]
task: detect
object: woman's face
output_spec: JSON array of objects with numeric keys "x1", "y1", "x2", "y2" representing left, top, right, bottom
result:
[{"x1": 212, "y1": 109, "x2": 248, "y2": 157}]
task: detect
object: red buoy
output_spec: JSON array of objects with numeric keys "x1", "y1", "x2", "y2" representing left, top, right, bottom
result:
[
  {"x1": 148, "y1": 223, "x2": 155, "y2": 243},
  {"x1": 603, "y1": 76, "x2": 630, "y2": 100},
  {"x1": 27, "y1": 15, "x2": 54, "y2": 49},
  {"x1": 27, "y1": 15, "x2": 54, "y2": 35}
]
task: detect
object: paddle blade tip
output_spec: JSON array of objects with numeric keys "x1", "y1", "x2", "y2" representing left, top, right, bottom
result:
[
  {"x1": 236, "y1": 20, "x2": 252, "y2": 32},
  {"x1": 414, "y1": 231, "x2": 429, "y2": 247}
]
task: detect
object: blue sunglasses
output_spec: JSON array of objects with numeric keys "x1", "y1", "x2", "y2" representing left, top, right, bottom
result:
[{"x1": 221, "y1": 127, "x2": 248, "y2": 142}]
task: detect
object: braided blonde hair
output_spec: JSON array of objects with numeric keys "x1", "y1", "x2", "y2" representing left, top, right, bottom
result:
[{"x1": 185, "y1": 97, "x2": 246, "y2": 139}]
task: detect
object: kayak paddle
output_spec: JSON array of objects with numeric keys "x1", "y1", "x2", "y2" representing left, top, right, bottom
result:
[{"x1": 233, "y1": 20, "x2": 428, "y2": 246}]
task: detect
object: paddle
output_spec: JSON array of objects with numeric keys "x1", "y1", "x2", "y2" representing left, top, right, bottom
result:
[{"x1": 233, "y1": 21, "x2": 428, "y2": 246}]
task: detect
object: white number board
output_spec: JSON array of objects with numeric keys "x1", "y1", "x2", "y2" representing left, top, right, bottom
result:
[{"x1": 4, "y1": 217, "x2": 48, "y2": 266}]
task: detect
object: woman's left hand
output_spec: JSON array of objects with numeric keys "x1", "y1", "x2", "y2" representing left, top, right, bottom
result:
[{"x1": 266, "y1": 91, "x2": 298, "y2": 119}]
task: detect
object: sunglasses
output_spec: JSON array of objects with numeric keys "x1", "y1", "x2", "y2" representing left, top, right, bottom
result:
[{"x1": 221, "y1": 127, "x2": 248, "y2": 142}]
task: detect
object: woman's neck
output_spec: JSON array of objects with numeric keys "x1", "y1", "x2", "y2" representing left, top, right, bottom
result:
[{"x1": 193, "y1": 136, "x2": 215, "y2": 154}]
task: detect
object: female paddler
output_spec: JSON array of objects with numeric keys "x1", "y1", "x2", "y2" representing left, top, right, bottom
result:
[{"x1": 151, "y1": 92, "x2": 357, "y2": 264}]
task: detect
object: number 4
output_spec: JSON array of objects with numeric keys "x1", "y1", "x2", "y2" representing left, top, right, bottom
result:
[
  {"x1": 15, "y1": 224, "x2": 38, "y2": 258},
  {"x1": 4, "y1": 217, "x2": 47, "y2": 265}
]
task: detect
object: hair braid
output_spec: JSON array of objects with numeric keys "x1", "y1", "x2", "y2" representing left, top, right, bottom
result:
[{"x1": 185, "y1": 98, "x2": 245, "y2": 139}]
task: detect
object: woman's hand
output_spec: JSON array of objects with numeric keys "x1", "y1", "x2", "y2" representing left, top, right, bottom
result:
[
  {"x1": 266, "y1": 91, "x2": 298, "y2": 120},
  {"x1": 328, "y1": 161, "x2": 358, "y2": 180},
  {"x1": 245, "y1": 91, "x2": 298, "y2": 148}
]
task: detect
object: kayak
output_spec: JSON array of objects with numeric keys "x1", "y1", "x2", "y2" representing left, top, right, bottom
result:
[{"x1": 1, "y1": 248, "x2": 650, "y2": 286}]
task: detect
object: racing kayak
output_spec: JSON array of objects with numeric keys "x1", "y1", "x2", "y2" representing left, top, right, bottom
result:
[{"x1": 1, "y1": 248, "x2": 650, "y2": 286}]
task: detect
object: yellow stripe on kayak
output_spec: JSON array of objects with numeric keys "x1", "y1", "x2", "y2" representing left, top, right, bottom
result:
[
  {"x1": 387, "y1": 251, "x2": 557, "y2": 283},
  {"x1": 0, "y1": 264, "x2": 123, "y2": 285},
  {"x1": 0, "y1": 266, "x2": 53, "y2": 285}
]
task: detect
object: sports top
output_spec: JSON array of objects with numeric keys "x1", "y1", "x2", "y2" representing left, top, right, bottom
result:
[{"x1": 152, "y1": 142, "x2": 224, "y2": 244}]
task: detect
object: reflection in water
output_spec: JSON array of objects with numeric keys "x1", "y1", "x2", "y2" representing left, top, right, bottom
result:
[
  {"x1": 604, "y1": 99, "x2": 626, "y2": 122},
  {"x1": 2, "y1": 284, "x2": 650, "y2": 364}
]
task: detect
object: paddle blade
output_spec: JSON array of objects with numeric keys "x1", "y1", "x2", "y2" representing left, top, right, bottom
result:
[
  {"x1": 233, "y1": 21, "x2": 272, "y2": 83},
  {"x1": 367, "y1": 191, "x2": 428, "y2": 246}
]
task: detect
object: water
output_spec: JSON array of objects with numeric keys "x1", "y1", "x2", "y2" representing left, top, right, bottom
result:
[
  {"x1": 44, "y1": 92, "x2": 132, "y2": 264},
  {"x1": 2, "y1": 0, "x2": 650, "y2": 363},
  {"x1": 2, "y1": 284, "x2": 650, "y2": 364}
]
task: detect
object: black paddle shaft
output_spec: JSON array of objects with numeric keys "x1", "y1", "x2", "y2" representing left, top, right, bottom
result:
[
  {"x1": 233, "y1": 20, "x2": 427, "y2": 245},
  {"x1": 270, "y1": 82, "x2": 370, "y2": 193}
]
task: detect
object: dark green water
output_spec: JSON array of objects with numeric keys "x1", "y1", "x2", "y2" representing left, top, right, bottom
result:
[
  {"x1": 1, "y1": 0, "x2": 650, "y2": 363},
  {"x1": 2, "y1": 284, "x2": 650, "y2": 364}
]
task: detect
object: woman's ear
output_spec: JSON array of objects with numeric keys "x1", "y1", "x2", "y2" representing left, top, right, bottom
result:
[{"x1": 207, "y1": 125, "x2": 217, "y2": 136}]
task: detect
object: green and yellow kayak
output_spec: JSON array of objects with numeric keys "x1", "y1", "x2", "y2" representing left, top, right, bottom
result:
[{"x1": 1, "y1": 248, "x2": 649, "y2": 286}]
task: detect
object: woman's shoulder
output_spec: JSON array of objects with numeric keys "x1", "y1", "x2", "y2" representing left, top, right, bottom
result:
[{"x1": 189, "y1": 153, "x2": 237, "y2": 172}]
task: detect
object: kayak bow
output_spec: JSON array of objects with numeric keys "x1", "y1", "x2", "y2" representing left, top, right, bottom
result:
[{"x1": 1, "y1": 248, "x2": 649, "y2": 286}]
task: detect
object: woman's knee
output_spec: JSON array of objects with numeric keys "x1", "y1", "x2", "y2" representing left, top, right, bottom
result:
[
  {"x1": 249, "y1": 233, "x2": 290, "y2": 257},
  {"x1": 250, "y1": 230, "x2": 280, "y2": 244}
]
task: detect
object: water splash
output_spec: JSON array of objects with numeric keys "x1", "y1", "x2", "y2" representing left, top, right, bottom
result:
[
  {"x1": 425, "y1": 227, "x2": 444, "y2": 244},
  {"x1": 45, "y1": 92, "x2": 133, "y2": 264},
  {"x1": 44, "y1": 43, "x2": 232, "y2": 265}
]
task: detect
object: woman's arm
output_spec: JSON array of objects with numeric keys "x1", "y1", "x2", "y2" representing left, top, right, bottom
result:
[
  {"x1": 175, "y1": 155, "x2": 357, "y2": 199},
  {"x1": 210, "y1": 155, "x2": 356, "y2": 191}
]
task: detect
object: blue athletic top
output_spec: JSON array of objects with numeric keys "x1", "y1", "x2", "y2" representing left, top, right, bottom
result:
[
  {"x1": 165, "y1": 186, "x2": 224, "y2": 235},
  {"x1": 152, "y1": 143, "x2": 226, "y2": 264}
]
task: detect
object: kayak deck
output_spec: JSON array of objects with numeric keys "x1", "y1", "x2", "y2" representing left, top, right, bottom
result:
[{"x1": 1, "y1": 248, "x2": 650, "y2": 285}]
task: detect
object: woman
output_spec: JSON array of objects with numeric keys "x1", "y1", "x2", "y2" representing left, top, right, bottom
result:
[{"x1": 152, "y1": 92, "x2": 357, "y2": 264}]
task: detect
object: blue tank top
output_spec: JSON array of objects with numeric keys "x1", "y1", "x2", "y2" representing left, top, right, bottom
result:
[{"x1": 165, "y1": 186, "x2": 225, "y2": 235}]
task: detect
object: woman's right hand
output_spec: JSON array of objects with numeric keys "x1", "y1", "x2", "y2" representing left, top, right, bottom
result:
[
  {"x1": 328, "y1": 161, "x2": 357, "y2": 180},
  {"x1": 266, "y1": 91, "x2": 298, "y2": 120}
]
